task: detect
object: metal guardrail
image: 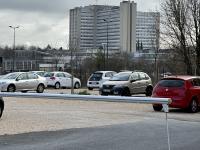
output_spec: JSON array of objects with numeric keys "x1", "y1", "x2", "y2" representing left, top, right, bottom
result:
[{"x1": 0, "y1": 92, "x2": 172, "y2": 150}]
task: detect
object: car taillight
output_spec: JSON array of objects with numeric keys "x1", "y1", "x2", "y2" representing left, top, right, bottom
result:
[{"x1": 50, "y1": 77, "x2": 55, "y2": 80}]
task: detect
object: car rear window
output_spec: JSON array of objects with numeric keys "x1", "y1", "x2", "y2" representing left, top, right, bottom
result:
[
  {"x1": 89, "y1": 73, "x2": 103, "y2": 81},
  {"x1": 44, "y1": 72, "x2": 54, "y2": 77},
  {"x1": 158, "y1": 79, "x2": 185, "y2": 87}
]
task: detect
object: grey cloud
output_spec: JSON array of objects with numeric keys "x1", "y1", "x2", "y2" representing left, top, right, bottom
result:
[{"x1": 0, "y1": 0, "x2": 99, "y2": 14}]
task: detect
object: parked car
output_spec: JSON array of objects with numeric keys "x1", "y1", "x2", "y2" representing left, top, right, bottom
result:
[
  {"x1": 99, "y1": 71, "x2": 153, "y2": 96},
  {"x1": 0, "y1": 97, "x2": 4, "y2": 118},
  {"x1": 87, "y1": 71, "x2": 116, "y2": 90},
  {"x1": 30, "y1": 71, "x2": 47, "y2": 77},
  {"x1": 152, "y1": 76, "x2": 200, "y2": 113},
  {"x1": 44, "y1": 71, "x2": 81, "y2": 89},
  {"x1": 0, "y1": 72, "x2": 47, "y2": 93}
]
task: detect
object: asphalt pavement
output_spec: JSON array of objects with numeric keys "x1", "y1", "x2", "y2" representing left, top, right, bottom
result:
[{"x1": 0, "y1": 118, "x2": 200, "y2": 150}]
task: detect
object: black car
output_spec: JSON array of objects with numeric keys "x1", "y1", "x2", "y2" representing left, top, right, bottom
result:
[{"x1": 0, "y1": 97, "x2": 4, "y2": 118}]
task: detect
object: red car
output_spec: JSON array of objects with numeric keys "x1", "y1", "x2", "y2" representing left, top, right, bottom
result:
[{"x1": 152, "y1": 76, "x2": 200, "y2": 113}]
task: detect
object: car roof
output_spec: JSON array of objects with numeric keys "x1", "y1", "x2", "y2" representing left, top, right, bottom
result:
[{"x1": 162, "y1": 75, "x2": 199, "y2": 81}]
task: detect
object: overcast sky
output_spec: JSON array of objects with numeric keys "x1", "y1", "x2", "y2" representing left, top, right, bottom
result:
[{"x1": 0, "y1": 0, "x2": 160, "y2": 49}]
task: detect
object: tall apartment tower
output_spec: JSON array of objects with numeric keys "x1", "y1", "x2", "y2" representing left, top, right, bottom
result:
[
  {"x1": 69, "y1": 1, "x2": 159, "y2": 53},
  {"x1": 120, "y1": 1, "x2": 137, "y2": 53}
]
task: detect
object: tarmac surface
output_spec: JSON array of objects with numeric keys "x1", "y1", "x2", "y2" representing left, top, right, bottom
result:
[{"x1": 0, "y1": 88, "x2": 200, "y2": 149}]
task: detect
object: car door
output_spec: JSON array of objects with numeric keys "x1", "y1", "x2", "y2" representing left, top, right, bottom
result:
[
  {"x1": 64, "y1": 73, "x2": 72, "y2": 87},
  {"x1": 15, "y1": 73, "x2": 29, "y2": 90},
  {"x1": 56, "y1": 73, "x2": 67, "y2": 87},
  {"x1": 129, "y1": 73, "x2": 140, "y2": 94},
  {"x1": 27, "y1": 73, "x2": 39, "y2": 90},
  {"x1": 138, "y1": 72, "x2": 148, "y2": 93}
]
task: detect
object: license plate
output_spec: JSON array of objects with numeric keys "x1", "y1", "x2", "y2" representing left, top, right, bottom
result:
[{"x1": 103, "y1": 89, "x2": 110, "y2": 92}]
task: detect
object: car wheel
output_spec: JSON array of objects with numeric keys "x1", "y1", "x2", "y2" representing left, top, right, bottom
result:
[
  {"x1": 37, "y1": 84, "x2": 45, "y2": 93},
  {"x1": 188, "y1": 99, "x2": 198, "y2": 113},
  {"x1": 101, "y1": 92, "x2": 108, "y2": 96},
  {"x1": 55, "y1": 82, "x2": 60, "y2": 89},
  {"x1": 74, "y1": 82, "x2": 80, "y2": 89},
  {"x1": 0, "y1": 98, "x2": 4, "y2": 118},
  {"x1": 146, "y1": 86, "x2": 153, "y2": 96},
  {"x1": 88, "y1": 87, "x2": 93, "y2": 90},
  {"x1": 7, "y1": 84, "x2": 16, "y2": 92},
  {"x1": 153, "y1": 104, "x2": 163, "y2": 111},
  {"x1": 121, "y1": 88, "x2": 131, "y2": 96}
]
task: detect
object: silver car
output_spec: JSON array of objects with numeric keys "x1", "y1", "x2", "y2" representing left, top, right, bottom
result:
[
  {"x1": 100, "y1": 71, "x2": 153, "y2": 96},
  {"x1": 0, "y1": 72, "x2": 47, "y2": 93}
]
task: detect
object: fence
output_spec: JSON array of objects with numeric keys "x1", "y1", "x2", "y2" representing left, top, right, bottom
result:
[{"x1": 0, "y1": 92, "x2": 172, "y2": 150}]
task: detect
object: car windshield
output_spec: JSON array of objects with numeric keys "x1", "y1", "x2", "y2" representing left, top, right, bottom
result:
[
  {"x1": 158, "y1": 79, "x2": 185, "y2": 87},
  {"x1": 110, "y1": 72, "x2": 131, "y2": 81},
  {"x1": 89, "y1": 73, "x2": 103, "y2": 81},
  {"x1": 44, "y1": 72, "x2": 54, "y2": 77},
  {"x1": 2, "y1": 72, "x2": 21, "y2": 79}
]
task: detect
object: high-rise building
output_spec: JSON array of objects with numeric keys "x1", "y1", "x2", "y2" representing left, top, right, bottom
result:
[
  {"x1": 136, "y1": 11, "x2": 160, "y2": 51},
  {"x1": 69, "y1": 1, "x2": 159, "y2": 53}
]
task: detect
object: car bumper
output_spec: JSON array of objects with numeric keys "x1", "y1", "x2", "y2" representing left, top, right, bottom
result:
[
  {"x1": 47, "y1": 81, "x2": 56, "y2": 86},
  {"x1": 87, "y1": 82, "x2": 100, "y2": 88},
  {"x1": 0, "y1": 84, "x2": 8, "y2": 92},
  {"x1": 152, "y1": 96, "x2": 188, "y2": 109}
]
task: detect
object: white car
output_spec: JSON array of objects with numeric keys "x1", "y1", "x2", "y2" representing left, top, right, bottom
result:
[
  {"x1": 44, "y1": 71, "x2": 81, "y2": 89},
  {"x1": 87, "y1": 71, "x2": 116, "y2": 90},
  {"x1": 0, "y1": 72, "x2": 47, "y2": 93}
]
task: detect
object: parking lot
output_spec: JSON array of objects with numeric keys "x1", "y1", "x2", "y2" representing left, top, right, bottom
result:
[{"x1": 0, "y1": 88, "x2": 200, "y2": 136}]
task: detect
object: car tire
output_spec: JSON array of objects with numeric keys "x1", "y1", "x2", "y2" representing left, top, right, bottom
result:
[
  {"x1": 55, "y1": 82, "x2": 60, "y2": 89},
  {"x1": 0, "y1": 98, "x2": 4, "y2": 118},
  {"x1": 74, "y1": 82, "x2": 80, "y2": 89},
  {"x1": 121, "y1": 88, "x2": 131, "y2": 96},
  {"x1": 146, "y1": 86, "x2": 153, "y2": 96},
  {"x1": 153, "y1": 105, "x2": 163, "y2": 111},
  {"x1": 37, "y1": 84, "x2": 45, "y2": 93},
  {"x1": 88, "y1": 87, "x2": 93, "y2": 90},
  {"x1": 7, "y1": 84, "x2": 16, "y2": 92},
  {"x1": 101, "y1": 92, "x2": 108, "y2": 96},
  {"x1": 188, "y1": 99, "x2": 198, "y2": 113}
]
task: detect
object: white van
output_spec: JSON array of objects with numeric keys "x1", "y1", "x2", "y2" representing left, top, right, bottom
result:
[{"x1": 87, "y1": 71, "x2": 116, "y2": 90}]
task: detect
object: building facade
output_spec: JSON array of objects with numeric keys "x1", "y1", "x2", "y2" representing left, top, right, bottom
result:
[{"x1": 69, "y1": 1, "x2": 159, "y2": 54}]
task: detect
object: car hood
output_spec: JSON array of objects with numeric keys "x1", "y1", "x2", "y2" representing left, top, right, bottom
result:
[{"x1": 103, "y1": 80, "x2": 129, "y2": 86}]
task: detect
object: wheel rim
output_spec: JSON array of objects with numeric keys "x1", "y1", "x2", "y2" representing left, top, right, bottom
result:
[
  {"x1": 191, "y1": 100, "x2": 197, "y2": 112},
  {"x1": 38, "y1": 85, "x2": 44, "y2": 93},
  {"x1": 55, "y1": 83, "x2": 60, "y2": 89},
  {"x1": 8, "y1": 86, "x2": 15, "y2": 92},
  {"x1": 75, "y1": 83, "x2": 79, "y2": 88}
]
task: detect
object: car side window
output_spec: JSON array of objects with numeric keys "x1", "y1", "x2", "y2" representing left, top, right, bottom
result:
[
  {"x1": 139, "y1": 73, "x2": 146, "y2": 80},
  {"x1": 28, "y1": 73, "x2": 38, "y2": 79},
  {"x1": 105, "y1": 72, "x2": 112, "y2": 77},
  {"x1": 191, "y1": 78, "x2": 200, "y2": 86},
  {"x1": 64, "y1": 73, "x2": 71, "y2": 78},
  {"x1": 17, "y1": 73, "x2": 28, "y2": 80},
  {"x1": 56, "y1": 73, "x2": 64, "y2": 77},
  {"x1": 130, "y1": 73, "x2": 139, "y2": 81}
]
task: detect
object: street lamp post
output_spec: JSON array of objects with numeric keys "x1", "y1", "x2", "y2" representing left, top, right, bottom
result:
[
  {"x1": 9, "y1": 25, "x2": 19, "y2": 71},
  {"x1": 103, "y1": 19, "x2": 109, "y2": 70}
]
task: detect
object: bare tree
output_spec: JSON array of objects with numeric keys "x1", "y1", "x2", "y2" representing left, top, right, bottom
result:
[
  {"x1": 188, "y1": 0, "x2": 200, "y2": 75},
  {"x1": 162, "y1": 0, "x2": 193, "y2": 75}
]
